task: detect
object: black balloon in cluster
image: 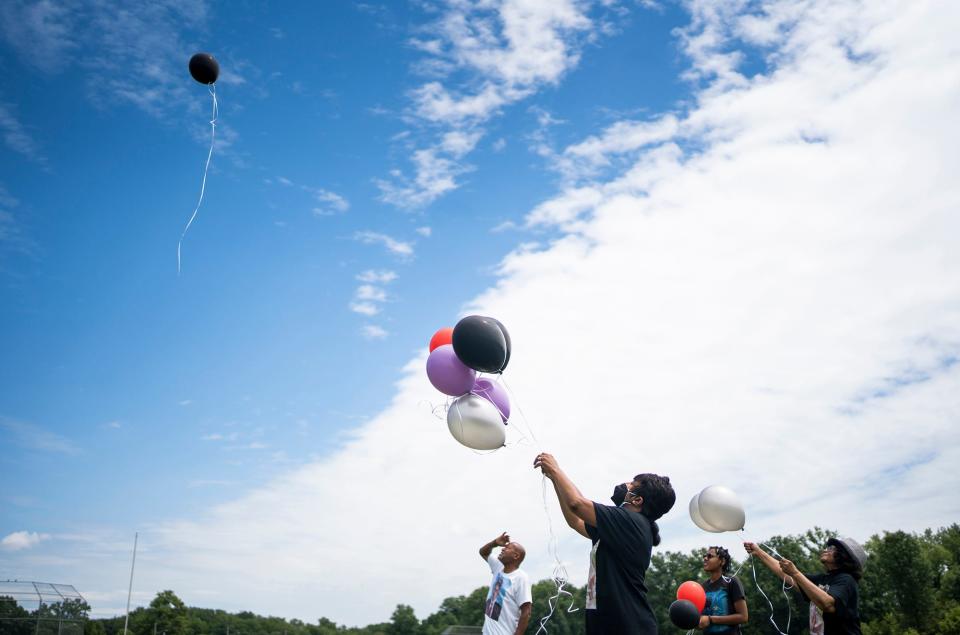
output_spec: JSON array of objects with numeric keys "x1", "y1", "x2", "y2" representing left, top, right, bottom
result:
[
  {"x1": 452, "y1": 315, "x2": 511, "y2": 373},
  {"x1": 189, "y1": 53, "x2": 220, "y2": 85},
  {"x1": 669, "y1": 600, "x2": 701, "y2": 630}
]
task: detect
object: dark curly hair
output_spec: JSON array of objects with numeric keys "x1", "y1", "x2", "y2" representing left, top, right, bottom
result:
[
  {"x1": 630, "y1": 473, "x2": 676, "y2": 546},
  {"x1": 709, "y1": 546, "x2": 732, "y2": 573}
]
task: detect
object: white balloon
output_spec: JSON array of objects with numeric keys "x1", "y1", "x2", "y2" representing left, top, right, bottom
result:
[
  {"x1": 447, "y1": 394, "x2": 506, "y2": 450},
  {"x1": 689, "y1": 494, "x2": 724, "y2": 533},
  {"x1": 697, "y1": 485, "x2": 746, "y2": 531}
]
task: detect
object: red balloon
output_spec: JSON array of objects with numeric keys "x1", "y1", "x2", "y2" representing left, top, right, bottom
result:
[
  {"x1": 677, "y1": 580, "x2": 706, "y2": 613},
  {"x1": 429, "y1": 327, "x2": 454, "y2": 352}
]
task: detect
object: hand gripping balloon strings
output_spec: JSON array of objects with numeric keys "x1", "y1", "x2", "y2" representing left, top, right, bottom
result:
[
  {"x1": 535, "y1": 474, "x2": 578, "y2": 635},
  {"x1": 178, "y1": 83, "x2": 218, "y2": 274}
]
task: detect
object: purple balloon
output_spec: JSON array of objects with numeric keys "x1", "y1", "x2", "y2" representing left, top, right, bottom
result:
[
  {"x1": 426, "y1": 345, "x2": 477, "y2": 396},
  {"x1": 472, "y1": 378, "x2": 511, "y2": 422}
]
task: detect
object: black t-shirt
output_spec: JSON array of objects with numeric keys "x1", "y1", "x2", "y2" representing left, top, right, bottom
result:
[
  {"x1": 701, "y1": 576, "x2": 745, "y2": 634},
  {"x1": 799, "y1": 571, "x2": 861, "y2": 635},
  {"x1": 584, "y1": 502, "x2": 658, "y2": 634}
]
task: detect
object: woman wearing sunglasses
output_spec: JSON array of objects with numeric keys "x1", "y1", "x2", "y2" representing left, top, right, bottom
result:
[
  {"x1": 744, "y1": 537, "x2": 866, "y2": 635},
  {"x1": 697, "y1": 546, "x2": 748, "y2": 632}
]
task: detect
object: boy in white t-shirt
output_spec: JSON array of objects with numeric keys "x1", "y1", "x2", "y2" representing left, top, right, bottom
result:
[{"x1": 478, "y1": 532, "x2": 533, "y2": 635}]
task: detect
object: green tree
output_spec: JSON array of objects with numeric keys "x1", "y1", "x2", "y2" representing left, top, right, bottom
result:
[
  {"x1": 869, "y1": 530, "x2": 935, "y2": 632},
  {"x1": 419, "y1": 586, "x2": 486, "y2": 635},
  {"x1": 145, "y1": 590, "x2": 190, "y2": 635},
  {"x1": 523, "y1": 580, "x2": 584, "y2": 635},
  {"x1": 387, "y1": 604, "x2": 420, "y2": 635}
]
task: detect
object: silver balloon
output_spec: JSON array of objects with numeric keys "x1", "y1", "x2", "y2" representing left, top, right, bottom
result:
[
  {"x1": 689, "y1": 494, "x2": 724, "y2": 533},
  {"x1": 697, "y1": 485, "x2": 746, "y2": 531},
  {"x1": 447, "y1": 394, "x2": 506, "y2": 450}
]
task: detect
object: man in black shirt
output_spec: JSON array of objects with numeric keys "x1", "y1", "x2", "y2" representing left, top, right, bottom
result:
[
  {"x1": 744, "y1": 536, "x2": 866, "y2": 635},
  {"x1": 534, "y1": 452, "x2": 676, "y2": 634}
]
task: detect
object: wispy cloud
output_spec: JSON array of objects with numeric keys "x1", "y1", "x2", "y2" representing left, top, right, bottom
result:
[
  {"x1": 0, "y1": 0, "x2": 77, "y2": 73},
  {"x1": 377, "y1": 0, "x2": 618, "y2": 208},
  {"x1": 0, "y1": 0, "x2": 224, "y2": 124},
  {"x1": 0, "y1": 418, "x2": 80, "y2": 454},
  {"x1": 350, "y1": 270, "x2": 398, "y2": 331},
  {"x1": 0, "y1": 101, "x2": 46, "y2": 163},
  {"x1": 361, "y1": 325, "x2": 389, "y2": 340},
  {"x1": 356, "y1": 269, "x2": 398, "y2": 284},
  {"x1": 349, "y1": 301, "x2": 380, "y2": 316},
  {"x1": 353, "y1": 231, "x2": 414, "y2": 259},
  {"x1": 307, "y1": 188, "x2": 350, "y2": 216},
  {"x1": 1, "y1": 530, "x2": 51, "y2": 551},
  {"x1": 274, "y1": 177, "x2": 350, "y2": 216}
]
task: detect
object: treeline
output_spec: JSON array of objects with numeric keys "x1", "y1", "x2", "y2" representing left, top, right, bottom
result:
[{"x1": 6, "y1": 524, "x2": 955, "y2": 635}]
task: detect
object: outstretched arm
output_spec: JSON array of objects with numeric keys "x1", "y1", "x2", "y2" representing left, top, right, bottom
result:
[
  {"x1": 534, "y1": 453, "x2": 597, "y2": 527},
  {"x1": 480, "y1": 532, "x2": 510, "y2": 561}
]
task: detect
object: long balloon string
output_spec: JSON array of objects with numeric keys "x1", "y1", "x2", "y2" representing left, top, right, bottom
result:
[
  {"x1": 492, "y1": 375, "x2": 577, "y2": 634},
  {"x1": 495, "y1": 375, "x2": 540, "y2": 447},
  {"x1": 741, "y1": 531, "x2": 793, "y2": 635},
  {"x1": 178, "y1": 83, "x2": 218, "y2": 274},
  {"x1": 535, "y1": 474, "x2": 578, "y2": 635}
]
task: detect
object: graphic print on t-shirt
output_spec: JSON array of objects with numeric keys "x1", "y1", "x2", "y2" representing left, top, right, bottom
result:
[
  {"x1": 586, "y1": 541, "x2": 599, "y2": 610},
  {"x1": 810, "y1": 581, "x2": 828, "y2": 635},
  {"x1": 485, "y1": 572, "x2": 512, "y2": 621},
  {"x1": 705, "y1": 586, "x2": 730, "y2": 633}
]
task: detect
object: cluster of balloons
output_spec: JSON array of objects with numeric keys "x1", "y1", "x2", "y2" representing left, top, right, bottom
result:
[
  {"x1": 426, "y1": 316, "x2": 512, "y2": 451},
  {"x1": 688, "y1": 485, "x2": 746, "y2": 533},
  {"x1": 669, "y1": 581, "x2": 706, "y2": 629}
]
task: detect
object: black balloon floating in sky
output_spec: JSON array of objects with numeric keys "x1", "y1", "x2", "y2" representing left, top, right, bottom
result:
[
  {"x1": 189, "y1": 53, "x2": 220, "y2": 85},
  {"x1": 452, "y1": 315, "x2": 511, "y2": 374}
]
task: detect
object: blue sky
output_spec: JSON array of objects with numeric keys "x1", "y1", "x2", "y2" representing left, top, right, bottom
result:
[
  {"x1": 0, "y1": 1, "x2": 691, "y2": 529},
  {"x1": 2, "y1": 0, "x2": 959, "y2": 626}
]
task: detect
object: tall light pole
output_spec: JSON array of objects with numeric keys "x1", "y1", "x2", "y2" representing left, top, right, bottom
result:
[{"x1": 123, "y1": 532, "x2": 139, "y2": 635}]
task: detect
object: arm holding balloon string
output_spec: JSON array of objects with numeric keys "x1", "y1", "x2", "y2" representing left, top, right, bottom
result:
[
  {"x1": 533, "y1": 453, "x2": 597, "y2": 529},
  {"x1": 776, "y1": 558, "x2": 839, "y2": 614}
]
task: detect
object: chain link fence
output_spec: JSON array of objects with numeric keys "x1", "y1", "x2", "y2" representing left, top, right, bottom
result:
[{"x1": 0, "y1": 580, "x2": 87, "y2": 635}]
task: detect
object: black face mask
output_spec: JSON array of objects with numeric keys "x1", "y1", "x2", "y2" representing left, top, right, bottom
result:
[{"x1": 611, "y1": 483, "x2": 628, "y2": 507}]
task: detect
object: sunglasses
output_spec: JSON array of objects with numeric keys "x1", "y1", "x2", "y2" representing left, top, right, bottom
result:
[{"x1": 703, "y1": 553, "x2": 717, "y2": 560}]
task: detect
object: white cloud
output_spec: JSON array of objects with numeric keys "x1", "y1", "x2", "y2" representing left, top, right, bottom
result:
[
  {"x1": 379, "y1": 0, "x2": 615, "y2": 208},
  {"x1": 349, "y1": 301, "x2": 380, "y2": 317},
  {"x1": 0, "y1": 0, "x2": 77, "y2": 73},
  {"x1": 1, "y1": 530, "x2": 50, "y2": 551},
  {"x1": 361, "y1": 325, "x2": 389, "y2": 340},
  {"x1": 356, "y1": 269, "x2": 398, "y2": 284},
  {"x1": 415, "y1": 226, "x2": 432, "y2": 237},
  {"x1": 10, "y1": 0, "x2": 960, "y2": 628},
  {"x1": 355, "y1": 285, "x2": 388, "y2": 302},
  {"x1": 353, "y1": 231, "x2": 415, "y2": 259},
  {"x1": 0, "y1": 419, "x2": 80, "y2": 454},
  {"x1": 309, "y1": 188, "x2": 350, "y2": 216},
  {"x1": 0, "y1": 101, "x2": 45, "y2": 163}
]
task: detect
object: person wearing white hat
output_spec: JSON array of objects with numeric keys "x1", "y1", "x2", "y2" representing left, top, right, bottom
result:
[{"x1": 744, "y1": 536, "x2": 867, "y2": 635}]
